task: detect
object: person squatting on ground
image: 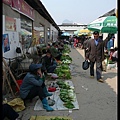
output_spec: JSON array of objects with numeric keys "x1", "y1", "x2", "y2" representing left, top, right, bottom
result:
[
  {"x1": 85, "y1": 31, "x2": 105, "y2": 83},
  {"x1": 41, "y1": 49, "x2": 57, "y2": 73},
  {"x1": 58, "y1": 42, "x2": 64, "y2": 53},
  {"x1": 50, "y1": 42, "x2": 62, "y2": 61},
  {"x1": 19, "y1": 63, "x2": 54, "y2": 111}
]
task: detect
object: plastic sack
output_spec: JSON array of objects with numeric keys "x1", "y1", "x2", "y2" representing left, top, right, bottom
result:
[
  {"x1": 16, "y1": 47, "x2": 21, "y2": 53},
  {"x1": 102, "y1": 60, "x2": 107, "y2": 72},
  {"x1": 8, "y1": 98, "x2": 25, "y2": 112},
  {"x1": 82, "y1": 60, "x2": 89, "y2": 70},
  {"x1": 51, "y1": 73, "x2": 58, "y2": 79}
]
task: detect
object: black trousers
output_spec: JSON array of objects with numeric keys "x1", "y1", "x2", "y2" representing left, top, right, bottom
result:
[
  {"x1": 2, "y1": 104, "x2": 19, "y2": 120},
  {"x1": 90, "y1": 61, "x2": 102, "y2": 80},
  {"x1": 24, "y1": 83, "x2": 46, "y2": 101},
  {"x1": 47, "y1": 65, "x2": 56, "y2": 73}
]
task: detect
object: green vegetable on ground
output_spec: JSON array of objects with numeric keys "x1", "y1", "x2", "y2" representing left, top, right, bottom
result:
[
  {"x1": 63, "y1": 101, "x2": 75, "y2": 109},
  {"x1": 50, "y1": 117, "x2": 71, "y2": 120}
]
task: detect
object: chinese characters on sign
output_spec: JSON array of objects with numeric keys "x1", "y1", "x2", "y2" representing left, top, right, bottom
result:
[
  {"x1": 12, "y1": 0, "x2": 34, "y2": 20},
  {"x1": 3, "y1": 0, "x2": 34, "y2": 20}
]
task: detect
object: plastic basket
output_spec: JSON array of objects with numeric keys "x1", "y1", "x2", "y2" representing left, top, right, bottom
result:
[{"x1": 16, "y1": 80, "x2": 23, "y2": 92}]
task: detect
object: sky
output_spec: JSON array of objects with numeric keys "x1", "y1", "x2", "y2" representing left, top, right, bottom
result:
[{"x1": 40, "y1": 0, "x2": 116, "y2": 25}]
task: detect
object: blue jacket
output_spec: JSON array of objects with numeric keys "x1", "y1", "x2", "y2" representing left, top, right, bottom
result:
[
  {"x1": 20, "y1": 72, "x2": 43, "y2": 99},
  {"x1": 107, "y1": 39, "x2": 114, "y2": 50}
]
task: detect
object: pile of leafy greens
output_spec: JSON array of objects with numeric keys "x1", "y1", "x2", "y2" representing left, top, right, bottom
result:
[{"x1": 55, "y1": 64, "x2": 71, "y2": 79}]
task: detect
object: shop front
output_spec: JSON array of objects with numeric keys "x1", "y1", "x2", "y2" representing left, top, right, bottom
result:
[
  {"x1": 3, "y1": 0, "x2": 60, "y2": 58},
  {"x1": 3, "y1": 0, "x2": 34, "y2": 58},
  {"x1": 20, "y1": 15, "x2": 33, "y2": 54}
]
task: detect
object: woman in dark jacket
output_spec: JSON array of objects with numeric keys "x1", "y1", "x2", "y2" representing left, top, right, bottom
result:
[
  {"x1": 19, "y1": 63, "x2": 53, "y2": 111},
  {"x1": 41, "y1": 49, "x2": 57, "y2": 73}
]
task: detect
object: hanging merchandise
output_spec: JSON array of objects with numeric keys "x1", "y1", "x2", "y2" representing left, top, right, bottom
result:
[
  {"x1": 16, "y1": 47, "x2": 21, "y2": 53},
  {"x1": 87, "y1": 16, "x2": 117, "y2": 33}
]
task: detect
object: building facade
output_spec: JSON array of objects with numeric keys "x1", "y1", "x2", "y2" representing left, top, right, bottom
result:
[
  {"x1": 2, "y1": 0, "x2": 60, "y2": 58},
  {"x1": 58, "y1": 24, "x2": 87, "y2": 35}
]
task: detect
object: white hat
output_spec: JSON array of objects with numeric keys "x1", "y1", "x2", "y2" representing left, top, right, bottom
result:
[{"x1": 110, "y1": 47, "x2": 114, "y2": 49}]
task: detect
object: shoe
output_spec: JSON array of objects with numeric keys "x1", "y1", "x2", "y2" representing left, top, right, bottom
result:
[
  {"x1": 90, "y1": 76, "x2": 94, "y2": 78},
  {"x1": 42, "y1": 98, "x2": 54, "y2": 111},
  {"x1": 97, "y1": 79, "x2": 104, "y2": 83}
]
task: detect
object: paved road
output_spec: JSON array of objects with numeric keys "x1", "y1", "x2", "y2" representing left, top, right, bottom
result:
[
  {"x1": 19, "y1": 47, "x2": 117, "y2": 120},
  {"x1": 76, "y1": 48, "x2": 117, "y2": 94}
]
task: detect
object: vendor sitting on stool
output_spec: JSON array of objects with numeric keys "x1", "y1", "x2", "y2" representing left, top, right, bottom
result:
[{"x1": 19, "y1": 63, "x2": 54, "y2": 111}]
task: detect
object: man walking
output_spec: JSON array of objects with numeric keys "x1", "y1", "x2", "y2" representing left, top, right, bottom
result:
[{"x1": 85, "y1": 31, "x2": 105, "y2": 83}]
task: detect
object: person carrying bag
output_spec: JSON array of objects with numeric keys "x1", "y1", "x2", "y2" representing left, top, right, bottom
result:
[{"x1": 82, "y1": 59, "x2": 89, "y2": 70}]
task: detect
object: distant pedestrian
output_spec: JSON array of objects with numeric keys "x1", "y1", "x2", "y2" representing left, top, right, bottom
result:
[
  {"x1": 73, "y1": 37, "x2": 78, "y2": 48},
  {"x1": 69, "y1": 35, "x2": 74, "y2": 48},
  {"x1": 107, "y1": 36, "x2": 115, "y2": 53},
  {"x1": 85, "y1": 31, "x2": 105, "y2": 83}
]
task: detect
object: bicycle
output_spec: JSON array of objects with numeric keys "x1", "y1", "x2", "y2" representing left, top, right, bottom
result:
[{"x1": 3, "y1": 56, "x2": 25, "y2": 80}]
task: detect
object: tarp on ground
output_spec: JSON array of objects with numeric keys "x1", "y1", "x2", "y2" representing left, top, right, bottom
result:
[{"x1": 34, "y1": 80, "x2": 79, "y2": 111}]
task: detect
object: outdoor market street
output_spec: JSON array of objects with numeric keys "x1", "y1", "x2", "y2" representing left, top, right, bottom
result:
[{"x1": 19, "y1": 47, "x2": 117, "y2": 120}]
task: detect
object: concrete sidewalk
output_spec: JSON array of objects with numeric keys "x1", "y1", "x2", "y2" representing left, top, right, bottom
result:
[{"x1": 76, "y1": 48, "x2": 117, "y2": 94}]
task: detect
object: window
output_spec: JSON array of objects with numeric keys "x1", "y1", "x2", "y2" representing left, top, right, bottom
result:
[
  {"x1": 20, "y1": 15, "x2": 32, "y2": 50},
  {"x1": 47, "y1": 27, "x2": 50, "y2": 40}
]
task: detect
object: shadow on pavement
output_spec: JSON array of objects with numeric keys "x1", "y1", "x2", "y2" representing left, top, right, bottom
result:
[{"x1": 102, "y1": 72, "x2": 117, "y2": 81}]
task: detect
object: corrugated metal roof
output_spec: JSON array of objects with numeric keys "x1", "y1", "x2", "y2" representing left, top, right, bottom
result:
[{"x1": 99, "y1": 8, "x2": 115, "y2": 18}]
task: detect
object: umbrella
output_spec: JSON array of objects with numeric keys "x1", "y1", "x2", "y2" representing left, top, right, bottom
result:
[
  {"x1": 74, "y1": 30, "x2": 79, "y2": 36},
  {"x1": 61, "y1": 32, "x2": 70, "y2": 36},
  {"x1": 78, "y1": 29, "x2": 92, "y2": 36},
  {"x1": 87, "y1": 16, "x2": 117, "y2": 33}
]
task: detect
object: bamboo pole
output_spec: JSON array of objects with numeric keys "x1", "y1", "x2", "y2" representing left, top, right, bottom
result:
[
  {"x1": 3, "y1": 70, "x2": 15, "y2": 98},
  {"x1": 3, "y1": 58, "x2": 20, "y2": 90}
]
